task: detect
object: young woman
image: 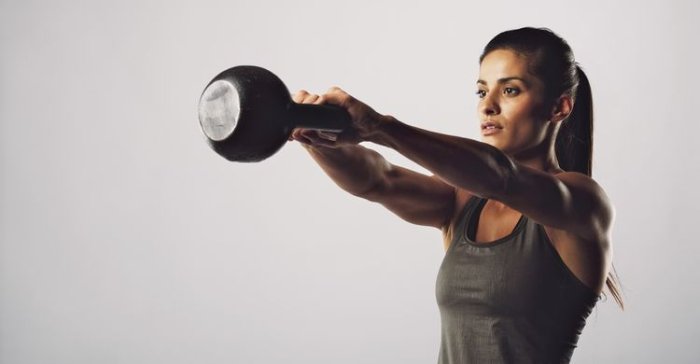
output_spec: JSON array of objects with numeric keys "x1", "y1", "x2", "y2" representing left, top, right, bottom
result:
[{"x1": 289, "y1": 27, "x2": 624, "y2": 363}]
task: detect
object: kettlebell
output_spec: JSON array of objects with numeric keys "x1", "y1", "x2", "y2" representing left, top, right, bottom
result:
[{"x1": 198, "y1": 65, "x2": 351, "y2": 162}]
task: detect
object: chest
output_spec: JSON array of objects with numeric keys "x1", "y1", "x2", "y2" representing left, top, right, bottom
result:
[
  {"x1": 436, "y1": 231, "x2": 557, "y2": 314},
  {"x1": 473, "y1": 200, "x2": 523, "y2": 244},
  {"x1": 442, "y1": 194, "x2": 604, "y2": 295}
]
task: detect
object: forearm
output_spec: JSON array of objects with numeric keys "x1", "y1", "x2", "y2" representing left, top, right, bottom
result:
[
  {"x1": 301, "y1": 143, "x2": 390, "y2": 197},
  {"x1": 366, "y1": 117, "x2": 513, "y2": 198}
]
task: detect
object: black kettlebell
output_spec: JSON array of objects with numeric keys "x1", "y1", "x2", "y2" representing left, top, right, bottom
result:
[{"x1": 197, "y1": 65, "x2": 352, "y2": 162}]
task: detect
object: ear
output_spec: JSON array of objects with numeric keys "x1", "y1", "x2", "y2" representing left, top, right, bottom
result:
[{"x1": 550, "y1": 95, "x2": 573, "y2": 123}]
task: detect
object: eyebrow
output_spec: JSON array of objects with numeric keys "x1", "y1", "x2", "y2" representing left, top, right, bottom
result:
[{"x1": 476, "y1": 77, "x2": 529, "y2": 87}]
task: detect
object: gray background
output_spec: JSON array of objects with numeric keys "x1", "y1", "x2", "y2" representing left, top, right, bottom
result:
[{"x1": 1, "y1": 0, "x2": 698, "y2": 363}]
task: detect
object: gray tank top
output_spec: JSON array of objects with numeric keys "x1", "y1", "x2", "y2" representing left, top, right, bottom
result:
[{"x1": 436, "y1": 195, "x2": 600, "y2": 363}]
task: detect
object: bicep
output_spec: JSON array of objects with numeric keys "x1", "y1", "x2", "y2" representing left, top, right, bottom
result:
[
  {"x1": 496, "y1": 164, "x2": 614, "y2": 240},
  {"x1": 362, "y1": 164, "x2": 456, "y2": 230}
]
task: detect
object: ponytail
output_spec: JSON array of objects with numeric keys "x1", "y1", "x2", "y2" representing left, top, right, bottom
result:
[
  {"x1": 555, "y1": 65, "x2": 593, "y2": 177},
  {"x1": 556, "y1": 65, "x2": 626, "y2": 310}
]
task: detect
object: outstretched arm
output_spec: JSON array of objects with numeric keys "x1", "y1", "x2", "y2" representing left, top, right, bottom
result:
[
  {"x1": 321, "y1": 88, "x2": 614, "y2": 241},
  {"x1": 367, "y1": 118, "x2": 614, "y2": 240},
  {"x1": 290, "y1": 90, "x2": 456, "y2": 231}
]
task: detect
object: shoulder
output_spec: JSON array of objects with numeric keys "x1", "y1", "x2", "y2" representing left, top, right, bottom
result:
[
  {"x1": 539, "y1": 173, "x2": 615, "y2": 293},
  {"x1": 500, "y1": 162, "x2": 615, "y2": 241},
  {"x1": 555, "y1": 171, "x2": 616, "y2": 239}
]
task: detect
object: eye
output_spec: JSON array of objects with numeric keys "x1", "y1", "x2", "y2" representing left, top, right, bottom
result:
[
  {"x1": 476, "y1": 89, "x2": 486, "y2": 98},
  {"x1": 504, "y1": 87, "x2": 520, "y2": 96}
]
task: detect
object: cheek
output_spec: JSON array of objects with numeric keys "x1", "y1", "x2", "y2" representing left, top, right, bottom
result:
[
  {"x1": 504, "y1": 106, "x2": 544, "y2": 140},
  {"x1": 512, "y1": 99, "x2": 539, "y2": 117},
  {"x1": 505, "y1": 98, "x2": 547, "y2": 126}
]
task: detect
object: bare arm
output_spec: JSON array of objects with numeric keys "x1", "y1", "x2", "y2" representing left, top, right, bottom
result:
[
  {"x1": 367, "y1": 117, "x2": 614, "y2": 241},
  {"x1": 315, "y1": 87, "x2": 614, "y2": 242},
  {"x1": 294, "y1": 140, "x2": 455, "y2": 230},
  {"x1": 290, "y1": 90, "x2": 455, "y2": 231}
]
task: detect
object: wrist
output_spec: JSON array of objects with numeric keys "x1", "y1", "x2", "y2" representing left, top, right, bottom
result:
[{"x1": 365, "y1": 114, "x2": 399, "y2": 147}]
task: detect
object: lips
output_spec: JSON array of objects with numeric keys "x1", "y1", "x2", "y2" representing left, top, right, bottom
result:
[
  {"x1": 481, "y1": 121, "x2": 503, "y2": 136},
  {"x1": 481, "y1": 121, "x2": 503, "y2": 130}
]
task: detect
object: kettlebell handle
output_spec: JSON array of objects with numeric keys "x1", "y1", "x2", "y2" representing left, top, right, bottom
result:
[{"x1": 290, "y1": 103, "x2": 350, "y2": 132}]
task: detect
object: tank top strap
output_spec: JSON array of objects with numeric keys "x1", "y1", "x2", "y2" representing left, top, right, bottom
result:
[{"x1": 448, "y1": 195, "x2": 483, "y2": 249}]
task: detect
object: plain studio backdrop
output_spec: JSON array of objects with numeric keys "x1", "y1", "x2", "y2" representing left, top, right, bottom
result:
[{"x1": 1, "y1": 0, "x2": 698, "y2": 363}]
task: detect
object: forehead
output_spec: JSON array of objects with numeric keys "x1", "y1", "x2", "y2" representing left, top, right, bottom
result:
[{"x1": 478, "y1": 49, "x2": 531, "y2": 80}]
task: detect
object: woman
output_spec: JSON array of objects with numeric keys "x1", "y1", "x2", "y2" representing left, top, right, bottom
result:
[{"x1": 289, "y1": 27, "x2": 624, "y2": 363}]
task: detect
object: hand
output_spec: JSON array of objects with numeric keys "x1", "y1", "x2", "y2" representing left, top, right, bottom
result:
[
  {"x1": 288, "y1": 90, "x2": 340, "y2": 149},
  {"x1": 288, "y1": 87, "x2": 388, "y2": 148}
]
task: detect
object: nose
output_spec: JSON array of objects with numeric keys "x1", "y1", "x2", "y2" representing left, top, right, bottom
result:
[{"x1": 478, "y1": 91, "x2": 500, "y2": 117}]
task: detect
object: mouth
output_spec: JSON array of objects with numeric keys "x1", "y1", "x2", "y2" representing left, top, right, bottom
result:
[
  {"x1": 481, "y1": 121, "x2": 503, "y2": 135},
  {"x1": 481, "y1": 121, "x2": 503, "y2": 130}
]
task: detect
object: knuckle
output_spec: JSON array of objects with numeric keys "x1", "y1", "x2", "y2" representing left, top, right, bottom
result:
[
  {"x1": 326, "y1": 86, "x2": 353, "y2": 104},
  {"x1": 292, "y1": 90, "x2": 308, "y2": 102},
  {"x1": 303, "y1": 94, "x2": 319, "y2": 103}
]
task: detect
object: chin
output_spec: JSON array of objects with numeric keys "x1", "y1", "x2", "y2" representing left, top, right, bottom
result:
[
  {"x1": 481, "y1": 137, "x2": 500, "y2": 149},
  {"x1": 486, "y1": 140, "x2": 512, "y2": 154}
]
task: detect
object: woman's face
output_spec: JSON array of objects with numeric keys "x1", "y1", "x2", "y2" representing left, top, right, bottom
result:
[{"x1": 476, "y1": 49, "x2": 551, "y2": 155}]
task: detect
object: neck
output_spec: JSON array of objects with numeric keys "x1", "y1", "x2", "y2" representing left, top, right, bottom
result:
[{"x1": 509, "y1": 124, "x2": 563, "y2": 174}]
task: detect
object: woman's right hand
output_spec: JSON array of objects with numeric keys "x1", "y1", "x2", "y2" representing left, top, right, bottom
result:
[{"x1": 288, "y1": 90, "x2": 341, "y2": 149}]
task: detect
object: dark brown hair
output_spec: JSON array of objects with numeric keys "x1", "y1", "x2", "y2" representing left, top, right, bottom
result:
[{"x1": 480, "y1": 27, "x2": 625, "y2": 310}]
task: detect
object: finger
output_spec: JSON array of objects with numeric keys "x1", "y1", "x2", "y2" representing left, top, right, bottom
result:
[
  {"x1": 300, "y1": 129, "x2": 330, "y2": 144},
  {"x1": 302, "y1": 94, "x2": 320, "y2": 104},
  {"x1": 299, "y1": 129, "x2": 319, "y2": 139},
  {"x1": 295, "y1": 131, "x2": 314, "y2": 145},
  {"x1": 317, "y1": 131, "x2": 338, "y2": 141},
  {"x1": 288, "y1": 130, "x2": 300, "y2": 141},
  {"x1": 290, "y1": 128, "x2": 309, "y2": 141},
  {"x1": 326, "y1": 86, "x2": 346, "y2": 94},
  {"x1": 322, "y1": 86, "x2": 352, "y2": 108},
  {"x1": 292, "y1": 90, "x2": 309, "y2": 103},
  {"x1": 290, "y1": 128, "x2": 325, "y2": 146},
  {"x1": 306, "y1": 134, "x2": 336, "y2": 148}
]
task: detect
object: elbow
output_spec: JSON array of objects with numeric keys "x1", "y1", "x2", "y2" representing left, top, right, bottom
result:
[{"x1": 480, "y1": 148, "x2": 516, "y2": 201}]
